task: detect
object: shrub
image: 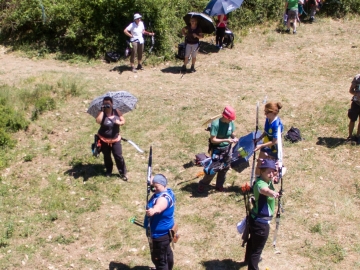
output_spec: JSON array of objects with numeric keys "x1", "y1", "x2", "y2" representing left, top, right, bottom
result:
[{"x1": 0, "y1": 0, "x2": 360, "y2": 58}]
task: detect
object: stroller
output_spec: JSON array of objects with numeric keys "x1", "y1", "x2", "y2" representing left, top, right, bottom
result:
[{"x1": 222, "y1": 28, "x2": 234, "y2": 49}]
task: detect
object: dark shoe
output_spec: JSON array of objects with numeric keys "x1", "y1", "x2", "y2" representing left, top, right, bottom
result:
[
  {"x1": 137, "y1": 64, "x2": 144, "y2": 70},
  {"x1": 120, "y1": 174, "x2": 128, "y2": 181},
  {"x1": 181, "y1": 65, "x2": 186, "y2": 72},
  {"x1": 190, "y1": 65, "x2": 196, "y2": 73},
  {"x1": 285, "y1": 29, "x2": 290, "y2": 33},
  {"x1": 345, "y1": 136, "x2": 356, "y2": 144},
  {"x1": 215, "y1": 186, "x2": 226, "y2": 192},
  {"x1": 105, "y1": 172, "x2": 112, "y2": 178}
]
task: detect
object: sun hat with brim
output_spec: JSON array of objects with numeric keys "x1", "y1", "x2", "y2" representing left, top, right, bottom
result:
[
  {"x1": 258, "y1": 159, "x2": 276, "y2": 170},
  {"x1": 222, "y1": 106, "x2": 236, "y2": 120},
  {"x1": 134, "y1": 13, "x2": 142, "y2": 20},
  {"x1": 153, "y1": 174, "x2": 167, "y2": 187}
]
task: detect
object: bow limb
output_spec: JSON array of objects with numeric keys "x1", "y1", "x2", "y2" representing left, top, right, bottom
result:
[{"x1": 146, "y1": 146, "x2": 153, "y2": 251}]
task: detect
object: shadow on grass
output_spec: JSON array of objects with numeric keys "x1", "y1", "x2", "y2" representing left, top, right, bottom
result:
[
  {"x1": 160, "y1": 66, "x2": 182, "y2": 74},
  {"x1": 109, "y1": 65, "x2": 131, "y2": 74},
  {"x1": 178, "y1": 181, "x2": 242, "y2": 198},
  {"x1": 316, "y1": 137, "x2": 348, "y2": 148},
  {"x1": 201, "y1": 258, "x2": 247, "y2": 269},
  {"x1": 109, "y1": 261, "x2": 150, "y2": 270},
  {"x1": 64, "y1": 163, "x2": 105, "y2": 182}
]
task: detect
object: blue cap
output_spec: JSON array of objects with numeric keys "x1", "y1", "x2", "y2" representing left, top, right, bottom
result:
[
  {"x1": 153, "y1": 174, "x2": 167, "y2": 187},
  {"x1": 258, "y1": 159, "x2": 276, "y2": 170}
]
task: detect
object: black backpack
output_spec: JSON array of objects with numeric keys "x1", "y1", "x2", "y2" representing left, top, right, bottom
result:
[{"x1": 284, "y1": 127, "x2": 302, "y2": 143}]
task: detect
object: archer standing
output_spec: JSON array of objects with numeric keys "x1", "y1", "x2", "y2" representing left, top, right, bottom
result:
[
  {"x1": 95, "y1": 96, "x2": 127, "y2": 180},
  {"x1": 346, "y1": 74, "x2": 360, "y2": 144},
  {"x1": 197, "y1": 106, "x2": 238, "y2": 193},
  {"x1": 216, "y1": 14, "x2": 228, "y2": 49},
  {"x1": 254, "y1": 102, "x2": 284, "y2": 178},
  {"x1": 124, "y1": 13, "x2": 155, "y2": 73},
  {"x1": 244, "y1": 159, "x2": 280, "y2": 270},
  {"x1": 144, "y1": 174, "x2": 176, "y2": 270},
  {"x1": 284, "y1": 0, "x2": 298, "y2": 34},
  {"x1": 181, "y1": 17, "x2": 204, "y2": 73}
]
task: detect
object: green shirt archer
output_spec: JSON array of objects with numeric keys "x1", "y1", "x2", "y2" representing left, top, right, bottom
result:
[{"x1": 210, "y1": 118, "x2": 235, "y2": 147}]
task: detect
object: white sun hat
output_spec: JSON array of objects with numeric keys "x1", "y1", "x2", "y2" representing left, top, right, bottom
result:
[{"x1": 133, "y1": 13, "x2": 142, "y2": 20}]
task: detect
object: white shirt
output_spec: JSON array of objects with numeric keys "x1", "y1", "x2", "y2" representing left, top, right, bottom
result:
[{"x1": 126, "y1": 21, "x2": 145, "y2": 44}]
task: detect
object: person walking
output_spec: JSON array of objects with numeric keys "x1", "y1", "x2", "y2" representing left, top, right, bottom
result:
[
  {"x1": 244, "y1": 159, "x2": 280, "y2": 270},
  {"x1": 124, "y1": 13, "x2": 155, "y2": 73},
  {"x1": 346, "y1": 74, "x2": 360, "y2": 144},
  {"x1": 254, "y1": 102, "x2": 284, "y2": 178},
  {"x1": 308, "y1": 0, "x2": 321, "y2": 23},
  {"x1": 95, "y1": 96, "x2": 128, "y2": 180},
  {"x1": 181, "y1": 17, "x2": 204, "y2": 73},
  {"x1": 197, "y1": 106, "x2": 238, "y2": 193},
  {"x1": 144, "y1": 174, "x2": 176, "y2": 270},
  {"x1": 284, "y1": 0, "x2": 299, "y2": 34},
  {"x1": 215, "y1": 14, "x2": 228, "y2": 49}
]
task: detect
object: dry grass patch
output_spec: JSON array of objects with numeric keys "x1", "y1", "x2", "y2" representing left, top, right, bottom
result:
[{"x1": 0, "y1": 18, "x2": 360, "y2": 269}]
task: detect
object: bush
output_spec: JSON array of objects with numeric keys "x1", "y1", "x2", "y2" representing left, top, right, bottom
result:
[
  {"x1": 31, "y1": 97, "x2": 56, "y2": 121},
  {"x1": 0, "y1": 0, "x2": 359, "y2": 58},
  {"x1": 0, "y1": 101, "x2": 29, "y2": 134}
]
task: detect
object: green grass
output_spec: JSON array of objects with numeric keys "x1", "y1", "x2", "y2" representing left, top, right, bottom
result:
[{"x1": 1, "y1": 19, "x2": 360, "y2": 269}]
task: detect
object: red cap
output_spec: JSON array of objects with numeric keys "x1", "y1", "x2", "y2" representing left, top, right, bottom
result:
[{"x1": 222, "y1": 106, "x2": 236, "y2": 120}]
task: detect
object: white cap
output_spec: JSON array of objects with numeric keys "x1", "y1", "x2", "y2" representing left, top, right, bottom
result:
[{"x1": 134, "y1": 13, "x2": 142, "y2": 20}]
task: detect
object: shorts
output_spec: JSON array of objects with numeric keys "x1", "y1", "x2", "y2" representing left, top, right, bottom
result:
[
  {"x1": 185, "y1": 43, "x2": 199, "y2": 59},
  {"x1": 260, "y1": 147, "x2": 278, "y2": 159},
  {"x1": 288, "y1": 9, "x2": 298, "y2": 21},
  {"x1": 348, "y1": 101, "x2": 360, "y2": 122}
]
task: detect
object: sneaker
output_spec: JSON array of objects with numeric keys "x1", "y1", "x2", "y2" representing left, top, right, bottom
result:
[
  {"x1": 190, "y1": 65, "x2": 196, "y2": 73},
  {"x1": 137, "y1": 64, "x2": 143, "y2": 70},
  {"x1": 293, "y1": 30, "x2": 297, "y2": 34},
  {"x1": 285, "y1": 29, "x2": 290, "y2": 33},
  {"x1": 132, "y1": 67, "x2": 137, "y2": 73},
  {"x1": 120, "y1": 174, "x2": 128, "y2": 181},
  {"x1": 181, "y1": 65, "x2": 186, "y2": 72},
  {"x1": 215, "y1": 186, "x2": 226, "y2": 192}
]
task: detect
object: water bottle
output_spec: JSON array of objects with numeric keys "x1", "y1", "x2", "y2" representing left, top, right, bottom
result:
[{"x1": 238, "y1": 147, "x2": 247, "y2": 158}]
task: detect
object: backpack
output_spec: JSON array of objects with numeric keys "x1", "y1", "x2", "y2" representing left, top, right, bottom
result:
[
  {"x1": 105, "y1": 51, "x2": 121, "y2": 63},
  {"x1": 284, "y1": 127, "x2": 302, "y2": 143}
]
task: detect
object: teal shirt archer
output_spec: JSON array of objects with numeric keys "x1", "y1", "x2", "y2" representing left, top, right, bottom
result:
[
  {"x1": 210, "y1": 118, "x2": 235, "y2": 147},
  {"x1": 287, "y1": 0, "x2": 298, "y2": 10}
]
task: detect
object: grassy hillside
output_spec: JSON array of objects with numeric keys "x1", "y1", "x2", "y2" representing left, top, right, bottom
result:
[{"x1": 0, "y1": 18, "x2": 360, "y2": 269}]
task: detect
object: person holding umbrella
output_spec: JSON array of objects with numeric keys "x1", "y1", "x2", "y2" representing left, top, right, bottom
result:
[
  {"x1": 124, "y1": 13, "x2": 155, "y2": 73},
  {"x1": 244, "y1": 159, "x2": 280, "y2": 270},
  {"x1": 181, "y1": 17, "x2": 204, "y2": 73},
  {"x1": 144, "y1": 174, "x2": 176, "y2": 270},
  {"x1": 95, "y1": 96, "x2": 128, "y2": 180}
]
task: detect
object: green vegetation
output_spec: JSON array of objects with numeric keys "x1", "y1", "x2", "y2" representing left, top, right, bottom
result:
[
  {"x1": 1, "y1": 0, "x2": 358, "y2": 60},
  {"x1": 0, "y1": 76, "x2": 85, "y2": 169}
]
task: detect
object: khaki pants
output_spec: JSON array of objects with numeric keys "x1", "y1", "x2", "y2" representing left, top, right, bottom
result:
[{"x1": 130, "y1": 42, "x2": 144, "y2": 64}]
